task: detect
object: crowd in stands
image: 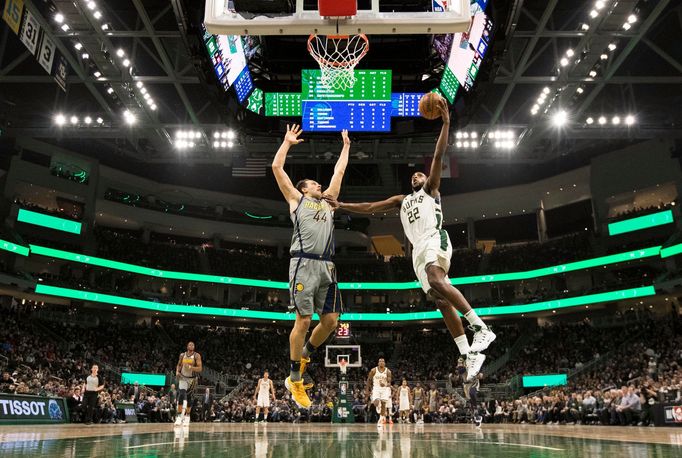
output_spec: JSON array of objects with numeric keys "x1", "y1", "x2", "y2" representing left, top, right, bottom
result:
[
  {"x1": 95, "y1": 226, "x2": 200, "y2": 273},
  {"x1": 13, "y1": 197, "x2": 83, "y2": 221},
  {"x1": 1, "y1": 299, "x2": 680, "y2": 426},
  {"x1": 487, "y1": 233, "x2": 591, "y2": 274},
  {"x1": 485, "y1": 313, "x2": 681, "y2": 426},
  {"x1": 609, "y1": 201, "x2": 676, "y2": 222}
]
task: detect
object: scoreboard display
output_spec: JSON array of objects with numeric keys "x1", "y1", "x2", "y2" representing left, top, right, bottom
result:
[
  {"x1": 266, "y1": 93, "x2": 302, "y2": 116},
  {"x1": 302, "y1": 69, "x2": 392, "y2": 100},
  {"x1": 301, "y1": 69, "x2": 392, "y2": 132},
  {"x1": 391, "y1": 93, "x2": 423, "y2": 117},
  {"x1": 336, "y1": 322, "x2": 351, "y2": 339}
]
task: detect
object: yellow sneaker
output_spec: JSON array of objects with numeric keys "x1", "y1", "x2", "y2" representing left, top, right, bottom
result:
[
  {"x1": 300, "y1": 356, "x2": 311, "y2": 374},
  {"x1": 285, "y1": 377, "x2": 312, "y2": 409}
]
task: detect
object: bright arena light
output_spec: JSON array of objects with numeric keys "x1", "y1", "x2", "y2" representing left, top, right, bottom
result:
[
  {"x1": 622, "y1": 22, "x2": 631, "y2": 31},
  {"x1": 552, "y1": 110, "x2": 568, "y2": 127},
  {"x1": 581, "y1": 23, "x2": 589, "y2": 31},
  {"x1": 116, "y1": 49, "x2": 125, "y2": 58},
  {"x1": 595, "y1": 1, "x2": 605, "y2": 10},
  {"x1": 54, "y1": 114, "x2": 66, "y2": 126},
  {"x1": 600, "y1": 54, "x2": 608, "y2": 60},
  {"x1": 576, "y1": 87, "x2": 584, "y2": 94},
  {"x1": 589, "y1": 10, "x2": 598, "y2": 18},
  {"x1": 123, "y1": 111, "x2": 136, "y2": 125},
  {"x1": 566, "y1": 49, "x2": 574, "y2": 57},
  {"x1": 122, "y1": 59, "x2": 131, "y2": 67},
  {"x1": 608, "y1": 43, "x2": 617, "y2": 51},
  {"x1": 213, "y1": 132, "x2": 220, "y2": 139},
  {"x1": 612, "y1": 116, "x2": 621, "y2": 125},
  {"x1": 560, "y1": 57, "x2": 569, "y2": 67},
  {"x1": 61, "y1": 24, "x2": 70, "y2": 32},
  {"x1": 96, "y1": 117, "x2": 104, "y2": 124},
  {"x1": 625, "y1": 115, "x2": 635, "y2": 125},
  {"x1": 586, "y1": 117, "x2": 594, "y2": 125},
  {"x1": 54, "y1": 13, "x2": 64, "y2": 23},
  {"x1": 627, "y1": 14, "x2": 637, "y2": 24},
  {"x1": 227, "y1": 141, "x2": 234, "y2": 148},
  {"x1": 589, "y1": 70, "x2": 597, "y2": 78},
  {"x1": 227, "y1": 130, "x2": 236, "y2": 140},
  {"x1": 543, "y1": 87, "x2": 550, "y2": 94},
  {"x1": 87, "y1": 2, "x2": 97, "y2": 10},
  {"x1": 456, "y1": 132, "x2": 462, "y2": 139},
  {"x1": 456, "y1": 141, "x2": 462, "y2": 148},
  {"x1": 70, "y1": 116, "x2": 78, "y2": 125},
  {"x1": 84, "y1": 116, "x2": 92, "y2": 124},
  {"x1": 93, "y1": 11, "x2": 102, "y2": 20},
  {"x1": 598, "y1": 116, "x2": 607, "y2": 125}
]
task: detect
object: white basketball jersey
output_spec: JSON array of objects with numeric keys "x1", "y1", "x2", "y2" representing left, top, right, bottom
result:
[
  {"x1": 400, "y1": 387, "x2": 409, "y2": 399},
  {"x1": 400, "y1": 188, "x2": 444, "y2": 246},
  {"x1": 259, "y1": 379, "x2": 271, "y2": 396},
  {"x1": 373, "y1": 367, "x2": 389, "y2": 389}
]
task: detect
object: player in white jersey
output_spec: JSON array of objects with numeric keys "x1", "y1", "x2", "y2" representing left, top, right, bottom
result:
[
  {"x1": 253, "y1": 370, "x2": 276, "y2": 424},
  {"x1": 398, "y1": 379, "x2": 412, "y2": 423},
  {"x1": 327, "y1": 96, "x2": 495, "y2": 382},
  {"x1": 366, "y1": 358, "x2": 393, "y2": 426}
]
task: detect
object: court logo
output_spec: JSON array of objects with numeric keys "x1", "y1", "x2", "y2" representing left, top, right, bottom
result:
[{"x1": 295, "y1": 283, "x2": 305, "y2": 293}]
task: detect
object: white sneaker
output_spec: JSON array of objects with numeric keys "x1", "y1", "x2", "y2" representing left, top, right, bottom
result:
[
  {"x1": 470, "y1": 326, "x2": 496, "y2": 352},
  {"x1": 182, "y1": 416, "x2": 190, "y2": 426},
  {"x1": 465, "y1": 352, "x2": 486, "y2": 382},
  {"x1": 174, "y1": 416, "x2": 183, "y2": 426}
]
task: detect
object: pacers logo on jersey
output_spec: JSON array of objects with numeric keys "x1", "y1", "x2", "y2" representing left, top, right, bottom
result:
[{"x1": 295, "y1": 283, "x2": 305, "y2": 293}]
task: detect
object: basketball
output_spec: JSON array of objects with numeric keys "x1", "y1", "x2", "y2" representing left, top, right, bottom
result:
[{"x1": 419, "y1": 92, "x2": 443, "y2": 120}]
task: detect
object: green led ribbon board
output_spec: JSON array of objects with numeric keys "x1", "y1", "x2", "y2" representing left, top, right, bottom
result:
[
  {"x1": 522, "y1": 374, "x2": 567, "y2": 388},
  {"x1": 661, "y1": 243, "x2": 682, "y2": 259},
  {"x1": 439, "y1": 67, "x2": 460, "y2": 104},
  {"x1": 34, "y1": 284, "x2": 655, "y2": 322},
  {"x1": 17, "y1": 209, "x2": 82, "y2": 235},
  {"x1": 608, "y1": 210, "x2": 674, "y2": 236},
  {"x1": 0, "y1": 239, "x2": 29, "y2": 257},
  {"x1": 28, "y1": 244, "x2": 662, "y2": 290},
  {"x1": 302, "y1": 69, "x2": 392, "y2": 101},
  {"x1": 121, "y1": 373, "x2": 167, "y2": 386},
  {"x1": 265, "y1": 93, "x2": 302, "y2": 116}
]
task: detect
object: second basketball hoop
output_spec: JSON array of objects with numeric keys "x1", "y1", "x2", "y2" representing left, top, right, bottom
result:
[{"x1": 307, "y1": 34, "x2": 369, "y2": 91}]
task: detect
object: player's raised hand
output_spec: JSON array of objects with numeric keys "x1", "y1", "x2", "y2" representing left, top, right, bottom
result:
[
  {"x1": 437, "y1": 97, "x2": 450, "y2": 124},
  {"x1": 341, "y1": 129, "x2": 350, "y2": 146},
  {"x1": 322, "y1": 194, "x2": 340, "y2": 210},
  {"x1": 284, "y1": 124, "x2": 304, "y2": 145}
]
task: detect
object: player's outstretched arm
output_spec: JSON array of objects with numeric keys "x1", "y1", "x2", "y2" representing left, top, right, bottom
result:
[
  {"x1": 270, "y1": 382, "x2": 276, "y2": 401},
  {"x1": 325, "y1": 194, "x2": 404, "y2": 214},
  {"x1": 424, "y1": 97, "x2": 451, "y2": 196},
  {"x1": 325, "y1": 130, "x2": 350, "y2": 199},
  {"x1": 253, "y1": 380, "x2": 260, "y2": 400},
  {"x1": 272, "y1": 124, "x2": 304, "y2": 212}
]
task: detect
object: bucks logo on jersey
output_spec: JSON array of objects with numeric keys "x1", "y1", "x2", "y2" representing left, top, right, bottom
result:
[{"x1": 400, "y1": 188, "x2": 444, "y2": 245}]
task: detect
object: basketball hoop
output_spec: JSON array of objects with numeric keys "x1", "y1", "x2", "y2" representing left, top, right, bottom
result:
[
  {"x1": 339, "y1": 358, "x2": 348, "y2": 375},
  {"x1": 307, "y1": 34, "x2": 369, "y2": 91}
]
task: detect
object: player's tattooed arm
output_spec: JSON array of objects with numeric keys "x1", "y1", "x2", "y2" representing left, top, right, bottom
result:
[
  {"x1": 273, "y1": 124, "x2": 304, "y2": 212},
  {"x1": 424, "y1": 97, "x2": 451, "y2": 196},
  {"x1": 325, "y1": 130, "x2": 350, "y2": 199}
]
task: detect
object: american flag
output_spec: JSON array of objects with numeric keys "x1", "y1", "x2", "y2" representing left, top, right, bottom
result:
[{"x1": 232, "y1": 157, "x2": 268, "y2": 178}]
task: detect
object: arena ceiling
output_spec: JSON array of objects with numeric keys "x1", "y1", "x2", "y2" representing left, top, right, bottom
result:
[{"x1": 0, "y1": 0, "x2": 681, "y2": 182}]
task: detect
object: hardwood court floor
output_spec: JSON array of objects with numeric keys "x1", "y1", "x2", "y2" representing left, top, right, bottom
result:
[{"x1": 1, "y1": 422, "x2": 681, "y2": 457}]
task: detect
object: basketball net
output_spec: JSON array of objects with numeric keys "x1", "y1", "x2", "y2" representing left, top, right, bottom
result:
[
  {"x1": 308, "y1": 34, "x2": 369, "y2": 91},
  {"x1": 339, "y1": 358, "x2": 348, "y2": 375}
]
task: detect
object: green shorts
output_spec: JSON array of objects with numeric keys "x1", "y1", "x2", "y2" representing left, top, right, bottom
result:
[{"x1": 289, "y1": 257, "x2": 343, "y2": 317}]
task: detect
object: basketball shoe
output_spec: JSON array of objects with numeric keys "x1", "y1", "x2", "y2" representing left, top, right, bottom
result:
[
  {"x1": 285, "y1": 377, "x2": 312, "y2": 409},
  {"x1": 465, "y1": 352, "x2": 486, "y2": 382},
  {"x1": 470, "y1": 326, "x2": 496, "y2": 352}
]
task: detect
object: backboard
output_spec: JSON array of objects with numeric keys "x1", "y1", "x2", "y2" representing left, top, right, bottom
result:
[
  {"x1": 325, "y1": 344, "x2": 362, "y2": 368},
  {"x1": 204, "y1": 0, "x2": 471, "y2": 36}
]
